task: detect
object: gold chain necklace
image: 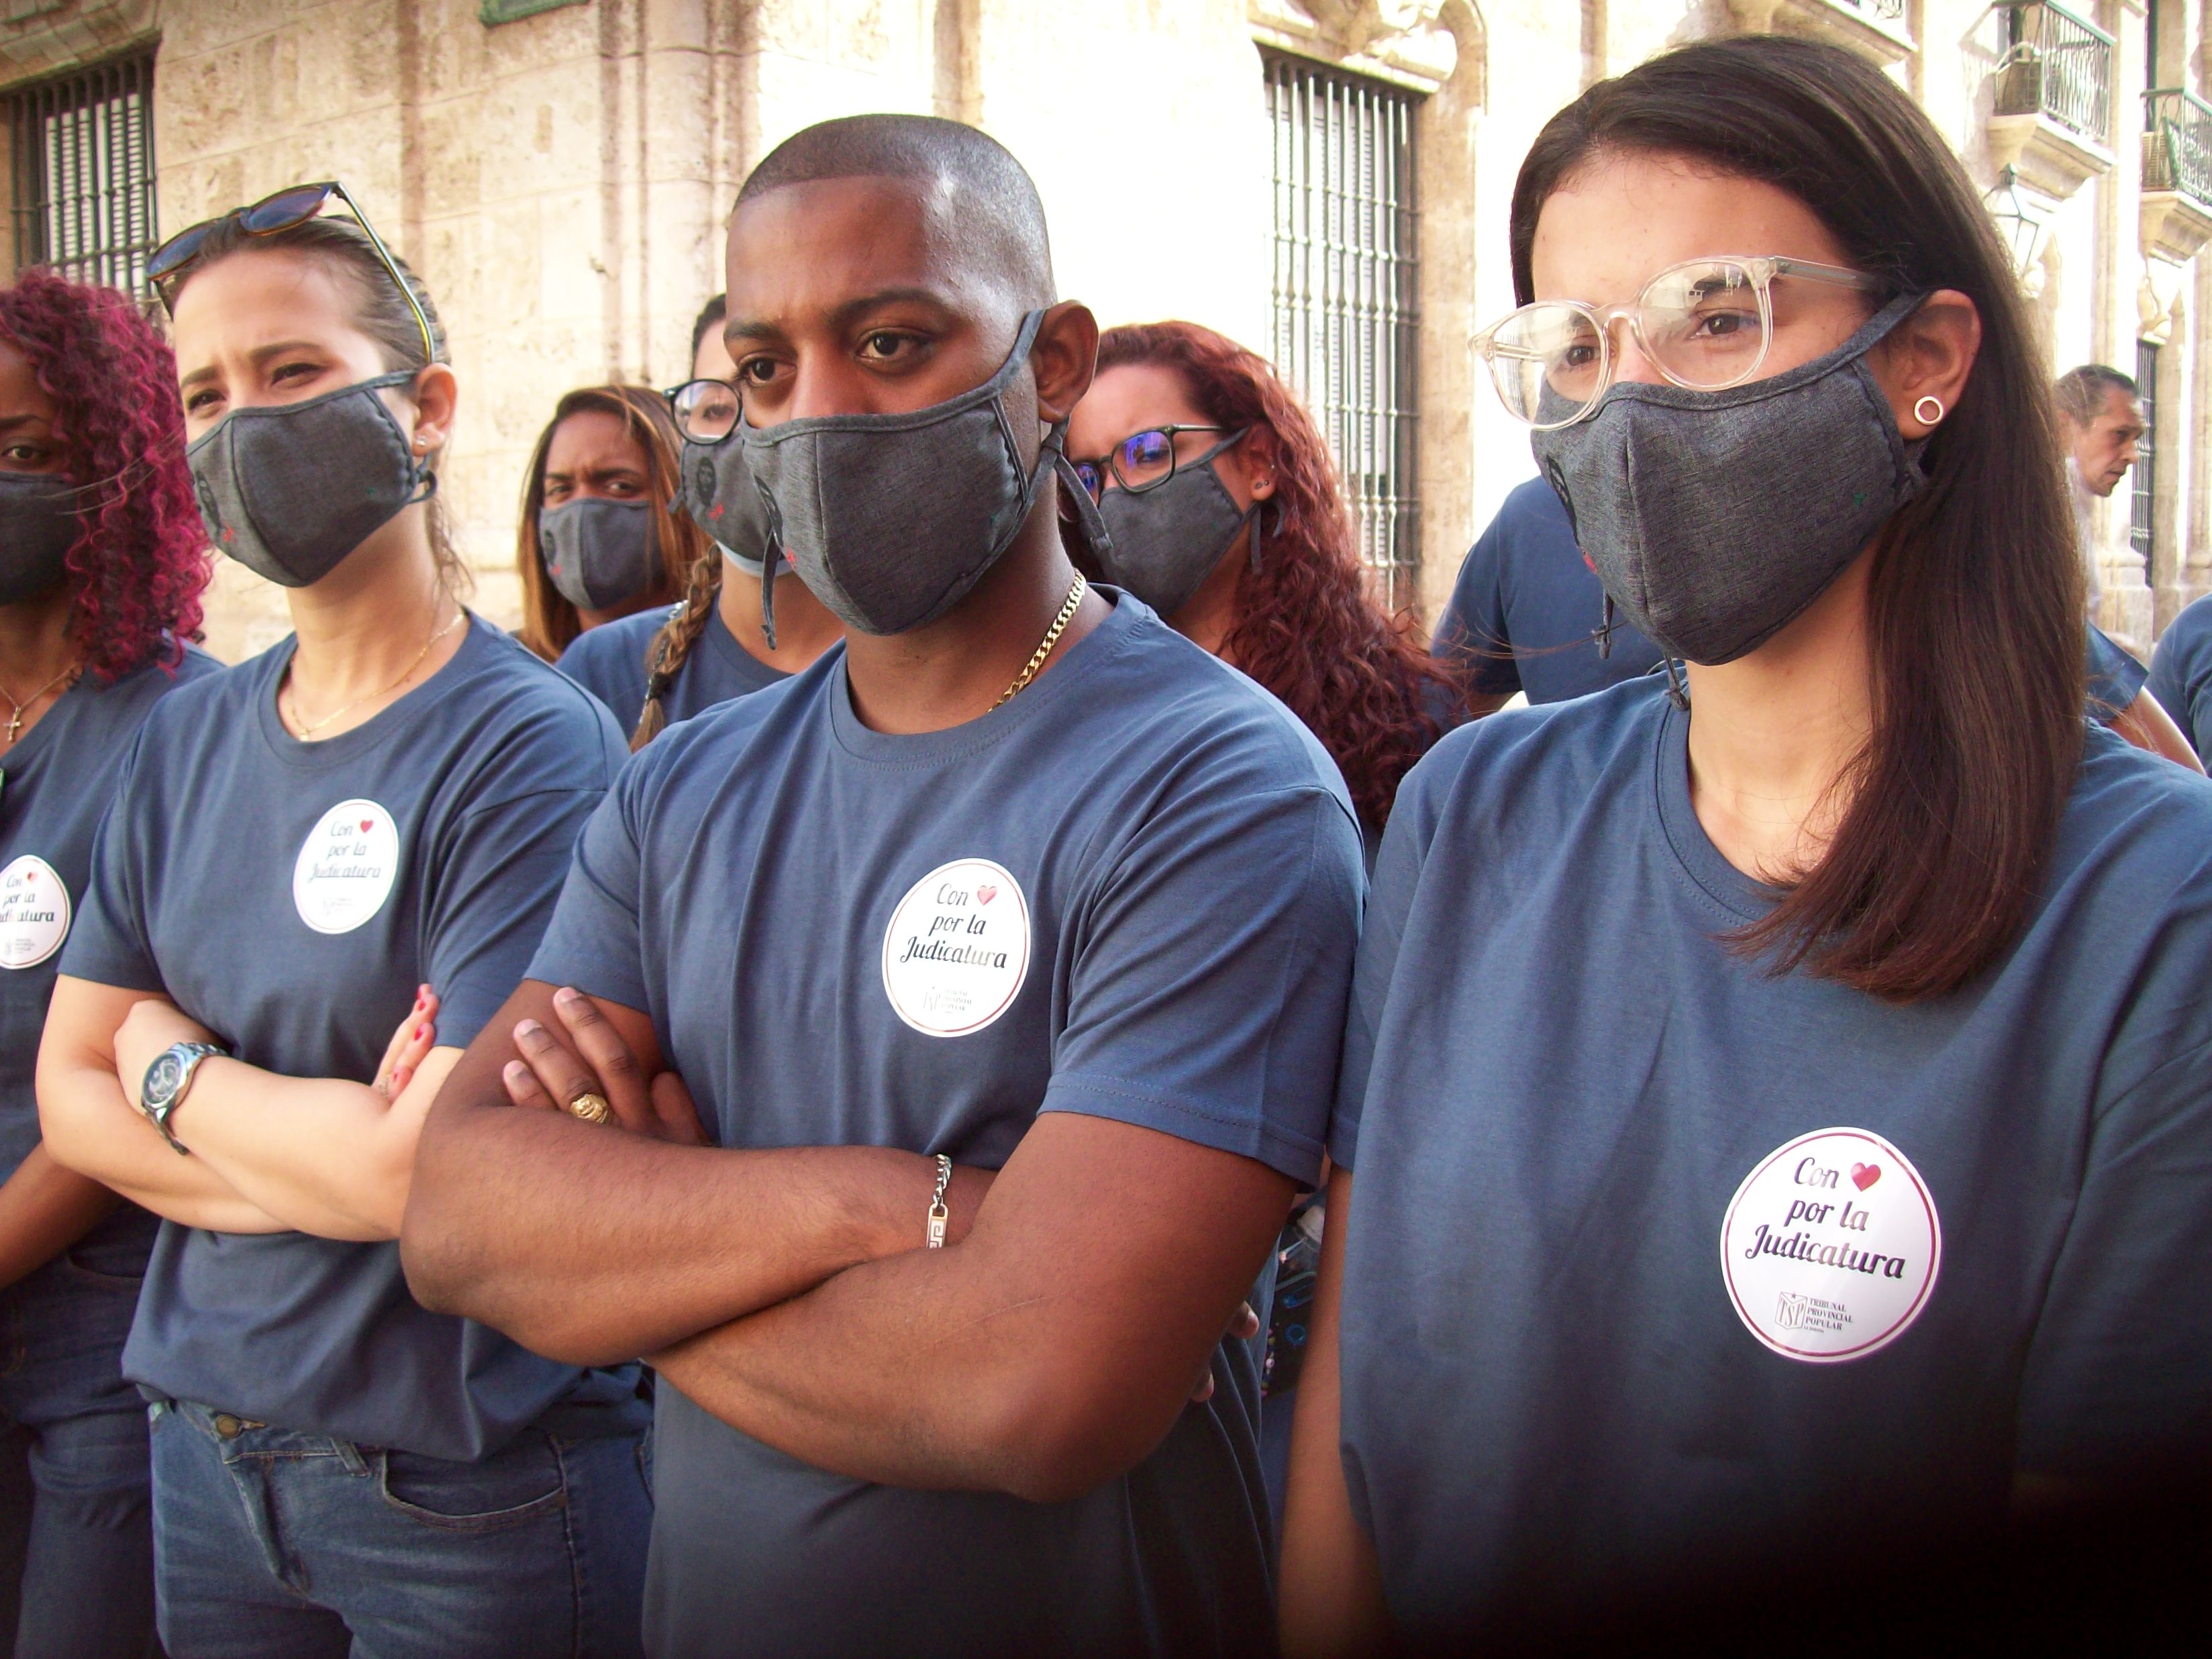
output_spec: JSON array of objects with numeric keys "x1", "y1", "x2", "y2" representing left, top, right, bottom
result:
[
  {"x1": 993, "y1": 576, "x2": 1087, "y2": 709},
  {"x1": 1, "y1": 660, "x2": 81, "y2": 747},
  {"x1": 286, "y1": 607, "x2": 464, "y2": 739}
]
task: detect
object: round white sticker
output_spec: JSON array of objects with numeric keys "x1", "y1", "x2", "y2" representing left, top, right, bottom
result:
[
  {"x1": 292, "y1": 799, "x2": 400, "y2": 936},
  {"x1": 881, "y1": 858, "x2": 1031, "y2": 1038},
  {"x1": 0, "y1": 855, "x2": 70, "y2": 969},
  {"x1": 1719, "y1": 1127, "x2": 1941, "y2": 1364}
]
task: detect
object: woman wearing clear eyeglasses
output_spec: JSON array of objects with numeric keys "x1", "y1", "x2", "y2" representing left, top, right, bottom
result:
[
  {"x1": 36, "y1": 185, "x2": 648, "y2": 1657},
  {"x1": 1280, "y1": 36, "x2": 2212, "y2": 1656}
]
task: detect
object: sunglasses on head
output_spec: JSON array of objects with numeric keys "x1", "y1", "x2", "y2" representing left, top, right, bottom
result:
[{"x1": 148, "y1": 181, "x2": 437, "y2": 368}]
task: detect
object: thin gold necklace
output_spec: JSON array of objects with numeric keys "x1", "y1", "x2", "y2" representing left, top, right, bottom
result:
[
  {"x1": 993, "y1": 576, "x2": 1087, "y2": 709},
  {"x1": 286, "y1": 607, "x2": 464, "y2": 738},
  {"x1": 1, "y1": 660, "x2": 81, "y2": 747}
]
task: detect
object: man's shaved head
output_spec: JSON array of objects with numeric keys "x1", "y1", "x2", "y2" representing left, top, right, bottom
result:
[{"x1": 738, "y1": 115, "x2": 1055, "y2": 310}]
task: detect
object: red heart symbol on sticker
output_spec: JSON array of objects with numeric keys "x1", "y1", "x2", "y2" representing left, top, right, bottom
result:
[
  {"x1": 360, "y1": 819, "x2": 374, "y2": 833},
  {"x1": 1851, "y1": 1162, "x2": 1880, "y2": 1191},
  {"x1": 975, "y1": 885, "x2": 997, "y2": 904}
]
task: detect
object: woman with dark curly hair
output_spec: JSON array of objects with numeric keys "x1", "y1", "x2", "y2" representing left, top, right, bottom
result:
[
  {"x1": 1066, "y1": 320, "x2": 1460, "y2": 844},
  {"x1": 0, "y1": 266, "x2": 215, "y2": 1658}
]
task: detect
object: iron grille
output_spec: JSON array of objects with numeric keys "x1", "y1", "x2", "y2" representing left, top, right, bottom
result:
[
  {"x1": 1265, "y1": 52, "x2": 1421, "y2": 612},
  {"x1": 2132, "y1": 342, "x2": 2157, "y2": 568},
  {"x1": 2144, "y1": 87, "x2": 2212, "y2": 205},
  {"x1": 5, "y1": 52, "x2": 158, "y2": 301},
  {"x1": 1993, "y1": 3, "x2": 2115, "y2": 148}
]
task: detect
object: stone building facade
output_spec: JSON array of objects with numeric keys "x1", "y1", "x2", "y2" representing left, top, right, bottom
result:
[{"x1": 1, "y1": 0, "x2": 2207, "y2": 661}]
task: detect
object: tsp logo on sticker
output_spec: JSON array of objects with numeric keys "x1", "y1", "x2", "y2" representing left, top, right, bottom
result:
[
  {"x1": 292, "y1": 799, "x2": 400, "y2": 936},
  {"x1": 0, "y1": 854, "x2": 70, "y2": 970},
  {"x1": 1719, "y1": 1127, "x2": 1941, "y2": 1363},
  {"x1": 881, "y1": 858, "x2": 1031, "y2": 1038}
]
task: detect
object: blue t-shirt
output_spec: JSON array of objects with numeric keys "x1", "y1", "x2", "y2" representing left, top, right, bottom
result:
[
  {"x1": 0, "y1": 646, "x2": 219, "y2": 1261},
  {"x1": 530, "y1": 593, "x2": 1364, "y2": 1658},
  {"x1": 2086, "y1": 623, "x2": 2148, "y2": 721},
  {"x1": 2149, "y1": 593, "x2": 2212, "y2": 760},
  {"x1": 1431, "y1": 476, "x2": 1662, "y2": 705},
  {"x1": 1331, "y1": 683, "x2": 2212, "y2": 1644},
  {"x1": 62, "y1": 617, "x2": 641, "y2": 1461},
  {"x1": 557, "y1": 603, "x2": 785, "y2": 737}
]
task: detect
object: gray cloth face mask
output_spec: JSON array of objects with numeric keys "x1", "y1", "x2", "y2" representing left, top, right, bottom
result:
[
  {"x1": 0, "y1": 474, "x2": 87, "y2": 606},
  {"x1": 1529, "y1": 292, "x2": 1929, "y2": 667},
  {"x1": 187, "y1": 369, "x2": 435, "y2": 588},
  {"x1": 1093, "y1": 432, "x2": 1258, "y2": 619},
  {"x1": 732, "y1": 308, "x2": 1093, "y2": 637},
  {"x1": 538, "y1": 497, "x2": 658, "y2": 611}
]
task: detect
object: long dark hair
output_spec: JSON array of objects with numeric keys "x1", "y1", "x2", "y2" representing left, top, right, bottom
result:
[
  {"x1": 1095, "y1": 321, "x2": 1460, "y2": 831},
  {"x1": 169, "y1": 213, "x2": 468, "y2": 596},
  {"x1": 513, "y1": 385, "x2": 703, "y2": 664},
  {"x1": 0, "y1": 268, "x2": 209, "y2": 681},
  {"x1": 1511, "y1": 36, "x2": 2082, "y2": 1003}
]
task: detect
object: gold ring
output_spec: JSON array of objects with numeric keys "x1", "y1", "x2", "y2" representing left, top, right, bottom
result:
[{"x1": 567, "y1": 1091, "x2": 612, "y2": 1125}]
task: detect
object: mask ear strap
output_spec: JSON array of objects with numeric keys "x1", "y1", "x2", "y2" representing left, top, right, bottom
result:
[
  {"x1": 1597, "y1": 592, "x2": 1615, "y2": 661},
  {"x1": 409, "y1": 470, "x2": 440, "y2": 507},
  {"x1": 1661, "y1": 653, "x2": 1690, "y2": 711},
  {"x1": 756, "y1": 478, "x2": 783, "y2": 652},
  {"x1": 1248, "y1": 501, "x2": 1266, "y2": 574},
  {"x1": 1053, "y1": 448, "x2": 1113, "y2": 566}
]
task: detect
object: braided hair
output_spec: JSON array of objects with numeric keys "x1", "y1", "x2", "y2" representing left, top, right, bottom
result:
[{"x1": 632, "y1": 540, "x2": 723, "y2": 748}]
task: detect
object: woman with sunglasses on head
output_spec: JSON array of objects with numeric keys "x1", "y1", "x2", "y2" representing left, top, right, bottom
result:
[
  {"x1": 0, "y1": 268, "x2": 215, "y2": 1659},
  {"x1": 515, "y1": 387, "x2": 686, "y2": 664},
  {"x1": 1281, "y1": 37, "x2": 2212, "y2": 1656},
  {"x1": 1065, "y1": 321, "x2": 1458, "y2": 852},
  {"x1": 36, "y1": 185, "x2": 648, "y2": 1658}
]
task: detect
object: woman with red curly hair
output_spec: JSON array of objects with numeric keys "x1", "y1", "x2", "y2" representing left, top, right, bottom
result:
[
  {"x1": 1066, "y1": 320, "x2": 1461, "y2": 842},
  {"x1": 0, "y1": 266, "x2": 215, "y2": 1658}
]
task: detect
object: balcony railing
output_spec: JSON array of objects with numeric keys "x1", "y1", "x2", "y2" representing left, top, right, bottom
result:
[
  {"x1": 2145, "y1": 87, "x2": 2212, "y2": 207},
  {"x1": 1993, "y1": 2, "x2": 2115, "y2": 148}
]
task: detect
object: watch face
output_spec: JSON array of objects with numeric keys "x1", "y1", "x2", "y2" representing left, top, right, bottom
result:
[{"x1": 145, "y1": 1053, "x2": 183, "y2": 1107}]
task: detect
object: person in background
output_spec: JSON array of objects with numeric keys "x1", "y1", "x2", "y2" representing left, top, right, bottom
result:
[
  {"x1": 2054, "y1": 363, "x2": 2145, "y2": 622},
  {"x1": 1065, "y1": 319, "x2": 1458, "y2": 849},
  {"x1": 1442, "y1": 468, "x2": 2197, "y2": 766},
  {"x1": 1431, "y1": 471, "x2": 1660, "y2": 709},
  {"x1": 1065, "y1": 319, "x2": 1459, "y2": 1541},
  {"x1": 0, "y1": 268, "x2": 215, "y2": 1659},
  {"x1": 561, "y1": 295, "x2": 842, "y2": 745},
  {"x1": 1284, "y1": 37, "x2": 2212, "y2": 1654},
  {"x1": 514, "y1": 386, "x2": 684, "y2": 662},
  {"x1": 36, "y1": 186, "x2": 647, "y2": 1658}
]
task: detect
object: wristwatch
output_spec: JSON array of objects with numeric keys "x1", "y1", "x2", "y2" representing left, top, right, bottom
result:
[{"x1": 139, "y1": 1040, "x2": 227, "y2": 1155}]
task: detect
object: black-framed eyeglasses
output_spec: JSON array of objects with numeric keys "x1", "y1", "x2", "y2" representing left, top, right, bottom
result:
[
  {"x1": 1070, "y1": 425, "x2": 1247, "y2": 501},
  {"x1": 148, "y1": 181, "x2": 438, "y2": 368},
  {"x1": 666, "y1": 378, "x2": 742, "y2": 444}
]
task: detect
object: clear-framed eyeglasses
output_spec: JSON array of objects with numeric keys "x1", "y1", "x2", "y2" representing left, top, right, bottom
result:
[
  {"x1": 1070, "y1": 425, "x2": 1248, "y2": 501},
  {"x1": 1470, "y1": 256, "x2": 1882, "y2": 430},
  {"x1": 666, "y1": 379, "x2": 742, "y2": 444}
]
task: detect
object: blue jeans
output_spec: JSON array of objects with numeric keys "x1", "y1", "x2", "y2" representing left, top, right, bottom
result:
[
  {"x1": 150, "y1": 1399, "x2": 649, "y2": 1659},
  {"x1": 0, "y1": 1228, "x2": 158, "y2": 1659}
]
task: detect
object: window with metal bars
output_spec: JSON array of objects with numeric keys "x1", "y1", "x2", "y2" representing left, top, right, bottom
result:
[
  {"x1": 1264, "y1": 52, "x2": 1421, "y2": 612},
  {"x1": 5, "y1": 52, "x2": 158, "y2": 302},
  {"x1": 2133, "y1": 340, "x2": 2158, "y2": 568}
]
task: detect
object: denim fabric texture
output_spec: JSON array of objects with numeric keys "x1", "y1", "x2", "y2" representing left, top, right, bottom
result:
[
  {"x1": 185, "y1": 370, "x2": 432, "y2": 587},
  {"x1": 1529, "y1": 295, "x2": 1926, "y2": 666},
  {"x1": 538, "y1": 498, "x2": 659, "y2": 612},
  {"x1": 0, "y1": 1229, "x2": 158, "y2": 1659},
  {"x1": 1095, "y1": 456, "x2": 1255, "y2": 619},
  {"x1": 148, "y1": 1398, "x2": 649, "y2": 1659},
  {"x1": 734, "y1": 309, "x2": 1055, "y2": 634}
]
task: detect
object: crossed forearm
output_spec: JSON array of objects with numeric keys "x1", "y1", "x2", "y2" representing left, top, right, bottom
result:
[
  {"x1": 403, "y1": 1100, "x2": 946, "y2": 1366},
  {"x1": 38, "y1": 1056, "x2": 287, "y2": 1235}
]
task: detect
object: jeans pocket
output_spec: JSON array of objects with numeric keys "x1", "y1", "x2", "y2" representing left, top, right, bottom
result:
[
  {"x1": 58, "y1": 1245, "x2": 146, "y2": 1293},
  {"x1": 376, "y1": 1434, "x2": 569, "y2": 1534}
]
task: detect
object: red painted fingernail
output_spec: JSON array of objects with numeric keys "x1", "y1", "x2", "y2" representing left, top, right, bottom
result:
[{"x1": 415, "y1": 1023, "x2": 430, "y2": 1040}]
